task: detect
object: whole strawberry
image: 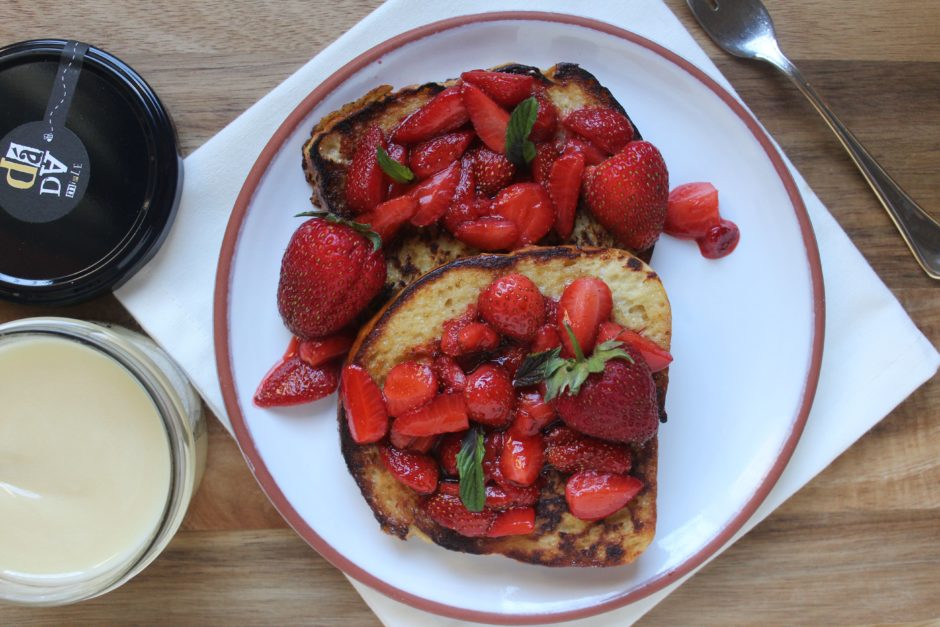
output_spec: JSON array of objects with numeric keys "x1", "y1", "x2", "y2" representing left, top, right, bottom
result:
[
  {"x1": 552, "y1": 345, "x2": 658, "y2": 444},
  {"x1": 277, "y1": 216, "x2": 386, "y2": 339},
  {"x1": 583, "y1": 140, "x2": 669, "y2": 251},
  {"x1": 520, "y1": 325, "x2": 659, "y2": 444}
]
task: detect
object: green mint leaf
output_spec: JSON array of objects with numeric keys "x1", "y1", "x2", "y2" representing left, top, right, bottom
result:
[
  {"x1": 512, "y1": 347, "x2": 562, "y2": 388},
  {"x1": 294, "y1": 210, "x2": 382, "y2": 252},
  {"x1": 456, "y1": 426, "x2": 485, "y2": 512},
  {"x1": 376, "y1": 146, "x2": 414, "y2": 184},
  {"x1": 504, "y1": 96, "x2": 538, "y2": 166}
]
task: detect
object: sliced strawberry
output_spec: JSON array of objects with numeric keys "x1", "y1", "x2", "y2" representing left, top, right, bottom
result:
[
  {"x1": 462, "y1": 83, "x2": 510, "y2": 153},
  {"x1": 464, "y1": 364, "x2": 514, "y2": 428},
  {"x1": 297, "y1": 334, "x2": 353, "y2": 368},
  {"x1": 563, "y1": 107, "x2": 635, "y2": 155},
  {"x1": 491, "y1": 182, "x2": 554, "y2": 247},
  {"x1": 596, "y1": 321, "x2": 673, "y2": 373},
  {"x1": 486, "y1": 507, "x2": 536, "y2": 537},
  {"x1": 341, "y1": 364, "x2": 389, "y2": 443},
  {"x1": 436, "y1": 432, "x2": 464, "y2": 476},
  {"x1": 698, "y1": 218, "x2": 740, "y2": 259},
  {"x1": 423, "y1": 492, "x2": 496, "y2": 537},
  {"x1": 456, "y1": 322, "x2": 500, "y2": 354},
  {"x1": 493, "y1": 345, "x2": 528, "y2": 379},
  {"x1": 500, "y1": 432, "x2": 544, "y2": 487},
  {"x1": 392, "y1": 393, "x2": 469, "y2": 437},
  {"x1": 442, "y1": 157, "x2": 480, "y2": 233},
  {"x1": 664, "y1": 182, "x2": 720, "y2": 238},
  {"x1": 392, "y1": 86, "x2": 469, "y2": 145},
  {"x1": 358, "y1": 195, "x2": 419, "y2": 244},
  {"x1": 461, "y1": 69, "x2": 535, "y2": 108},
  {"x1": 469, "y1": 147, "x2": 515, "y2": 197},
  {"x1": 544, "y1": 425, "x2": 633, "y2": 474},
  {"x1": 379, "y1": 445, "x2": 440, "y2": 494},
  {"x1": 529, "y1": 91, "x2": 558, "y2": 142},
  {"x1": 408, "y1": 130, "x2": 475, "y2": 179},
  {"x1": 439, "y1": 305, "x2": 478, "y2": 357},
  {"x1": 455, "y1": 217, "x2": 519, "y2": 251},
  {"x1": 478, "y1": 273, "x2": 546, "y2": 343},
  {"x1": 409, "y1": 160, "x2": 461, "y2": 227},
  {"x1": 433, "y1": 354, "x2": 467, "y2": 392},
  {"x1": 388, "y1": 430, "x2": 436, "y2": 454},
  {"x1": 385, "y1": 142, "x2": 410, "y2": 198},
  {"x1": 531, "y1": 142, "x2": 559, "y2": 186},
  {"x1": 557, "y1": 277, "x2": 613, "y2": 358},
  {"x1": 510, "y1": 390, "x2": 556, "y2": 437},
  {"x1": 543, "y1": 297, "x2": 559, "y2": 323},
  {"x1": 383, "y1": 360, "x2": 438, "y2": 416},
  {"x1": 547, "y1": 150, "x2": 585, "y2": 240},
  {"x1": 254, "y1": 354, "x2": 339, "y2": 407},
  {"x1": 565, "y1": 470, "x2": 643, "y2": 521},
  {"x1": 485, "y1": 483, "x2": 540, "y2": 511},
  {"x1": 530, "y1": 323, "x2": 561, "y2": 353},
  {"x1": 562, "y1": 137, "x2": 607, "y2": 166},
  {"x1": 345, "y1": 125, "x2": 387, "y2": 214},
  {"x1": 482, "y1": 430, "x2": 506, "y2": 480}
]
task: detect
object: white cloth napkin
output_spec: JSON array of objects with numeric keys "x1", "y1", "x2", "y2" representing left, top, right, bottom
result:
[{"x1": 116, "y1": 1, "x2": 939, "y2": 625}]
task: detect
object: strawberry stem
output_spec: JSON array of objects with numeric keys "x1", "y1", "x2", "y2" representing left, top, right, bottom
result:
[{"x1": 562, "y1": 321, "x2": 585, "y2": 361}]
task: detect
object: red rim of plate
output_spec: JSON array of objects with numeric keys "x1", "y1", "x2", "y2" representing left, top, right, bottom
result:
[{"x1": 214, "y1": 11, "x2": 825, "y2": 625}]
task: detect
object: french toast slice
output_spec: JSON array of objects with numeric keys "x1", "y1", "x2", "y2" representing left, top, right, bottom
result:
[
  {"x1": 340, "y1": 247, "x2": 670, "y2": 567},
  {"x1": 302, "y1": 63, "x2": 644, "y2": 295}
]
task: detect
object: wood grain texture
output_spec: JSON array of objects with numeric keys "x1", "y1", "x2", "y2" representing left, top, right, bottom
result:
[{"x1": 0, "y1": 0, "x2": 937, "y2": 625}]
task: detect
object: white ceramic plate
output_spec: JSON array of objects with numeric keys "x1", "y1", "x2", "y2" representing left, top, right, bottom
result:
[{"x1": 216, "y1": 13, "x2": 824, "y2": 624}]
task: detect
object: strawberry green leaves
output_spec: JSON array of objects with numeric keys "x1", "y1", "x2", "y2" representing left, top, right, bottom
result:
[
  {"x1": 295, "y1": 210, "x2": 383, "y2": 252},
  {"x1": 505, "y1": 97, "x2": 538, "y2": 167},
  {"x1": 456, "y1": 425, "x2": 485, "y2": 512},
  {"x1": 512, "y1": 323, "x2": 634, "y2": 401},
  {"x1": 376, "y1": 146, "x2": 415, "y2": 184}
]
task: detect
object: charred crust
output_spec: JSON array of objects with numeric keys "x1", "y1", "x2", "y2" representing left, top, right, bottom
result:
[{"x1": 626, "y1": 257, "x2": 643, "y2": 271}]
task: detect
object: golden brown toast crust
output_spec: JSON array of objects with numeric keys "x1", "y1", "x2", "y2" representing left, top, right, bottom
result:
[
  {"x1": 302, "y1": 64, "x2": 649, "y2": 293},
  {"x1": 340, "y1": 247, "x2": 670, "y2": 567}
]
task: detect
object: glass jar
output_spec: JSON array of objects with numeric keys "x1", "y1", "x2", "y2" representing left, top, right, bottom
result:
[{"x1": 0, "y1": 317, "x2": 206, "y2": 605}]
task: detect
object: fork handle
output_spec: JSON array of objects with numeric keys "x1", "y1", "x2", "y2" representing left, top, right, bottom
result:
[{"x1": 772, "y1": 55, "x2": 940, "y2": 279}]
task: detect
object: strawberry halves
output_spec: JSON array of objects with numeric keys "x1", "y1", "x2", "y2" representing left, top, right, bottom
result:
[{"x1": 341, "y1": 364, "x2": 389, "y2": 444}]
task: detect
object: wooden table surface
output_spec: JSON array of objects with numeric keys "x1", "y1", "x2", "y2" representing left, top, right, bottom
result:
[{"x1": 2, "y1": 1, "x2": 938, "y2": 625}]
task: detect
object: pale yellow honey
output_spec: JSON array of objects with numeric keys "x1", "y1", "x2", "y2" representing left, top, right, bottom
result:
[{"x1": 0, "y1": 336, "x2": 171, "y2": 583}]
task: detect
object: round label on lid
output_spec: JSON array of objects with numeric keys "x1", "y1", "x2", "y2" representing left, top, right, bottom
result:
[
  {"x1": 0, "y1": 39, "x2": 181, "y2": 305},
  {"x1": 0, "y1": 122, "x2": 91, "y2": 223}
]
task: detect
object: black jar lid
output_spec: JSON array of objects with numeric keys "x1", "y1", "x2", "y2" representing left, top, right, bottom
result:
[{"x1": 0, "y1": 39, "x2": 181, "y2": 305}]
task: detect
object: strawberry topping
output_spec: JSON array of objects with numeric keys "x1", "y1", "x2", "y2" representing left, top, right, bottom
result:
[
  {"x1": 409, "y1": 160, "x2": 461, "y2": 227},
  {"x1": 463, "y1": 363, "x2": 514, "y2": 428},
  {"x1": 383, "y1": 360, "x2": 438, "y2": 416},
  {"x1": 409, "y1": 130, "x2": 475, "y2": 179},
  {"x1": 341, "y1": 364, "x2": 389, "y2": 444},
  {"x1": 462, "y1": 82, "x2": 510, "y2": 154},
  {"x1": 345, "y1": 125, "x2": 387, "y2": 214},
  {"x1": 562, "y1": 107, "x2": 635, "y2": 155},
  {"x1": 392, "y1": 86, "x2": 469, "y2": 145},
  {"x1": 565, "y1": 470, "x2": 643, "y2": 521},
  {"x1": 547, "y1": 149, "x2": 585, "y2": 240},
  {"x1": 557, "y1": 276, "x2": 613, "y2": 357},
  {"x1": 379, "y1": 445, "x2": 440, "y2": 495},
  {"x1": 461, "y1": 69, "x2": 536, "y2": 108},
  {"x1": 391, "y1": 393, "x2": 469, "y2": 437},
  {"x1": 490, "y1": 182, "x2": 554, "y2": 247},
  {"x1": 486, "y1": 507, "x2": 536, "y2": 537},
  {"x1": 478, "y1": 273, "x2": 546, "y2": 343}
]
